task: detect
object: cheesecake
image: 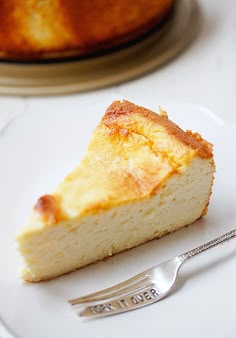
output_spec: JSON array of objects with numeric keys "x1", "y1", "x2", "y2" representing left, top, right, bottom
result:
[
  {"x1": 16, "y1": 100, "x2": 215, "y2": 282},
  {"x1": 0, "y1": 0, "x2": 174, "y2": 61}
]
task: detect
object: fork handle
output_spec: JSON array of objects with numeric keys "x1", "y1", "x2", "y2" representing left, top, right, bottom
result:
[{"x1": 179, "y1": 228, "x2": 236, "y2": 261}]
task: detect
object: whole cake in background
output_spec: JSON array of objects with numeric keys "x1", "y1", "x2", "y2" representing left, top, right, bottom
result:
[{"x1": 0, "y1": 0, "x2": 174, "y2": 61}]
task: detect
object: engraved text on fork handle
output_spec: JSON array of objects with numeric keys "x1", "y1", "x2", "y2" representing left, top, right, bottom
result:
[{"x1": 179, "y1": 228, "x2": 236, "y2": 261}]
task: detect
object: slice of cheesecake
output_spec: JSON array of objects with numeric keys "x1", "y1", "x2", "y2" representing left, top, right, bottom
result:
[{"x1": 16, "y1": 100, "x2": 215, "y2": 282}]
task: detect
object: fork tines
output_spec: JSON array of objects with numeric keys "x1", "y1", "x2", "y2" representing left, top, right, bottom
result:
[{"x1": 68, "y1": 267, "x2": 163, "y2": 317}]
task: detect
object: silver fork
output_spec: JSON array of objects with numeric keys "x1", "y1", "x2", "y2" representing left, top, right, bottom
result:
[{"x1": 68, "y1": 228, "x2": 236, "y2": 318}]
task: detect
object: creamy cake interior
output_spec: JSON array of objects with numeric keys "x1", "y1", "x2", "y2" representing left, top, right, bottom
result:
[{"x1": 17, "y1": 100, "x2": 215, "y2": 282}]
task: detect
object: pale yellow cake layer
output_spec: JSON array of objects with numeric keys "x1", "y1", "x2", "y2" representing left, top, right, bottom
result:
[
  {"x1": 18, "y1": 157, "x2": 214, "y2": 282},
  {"x1": 16, "y1": 100, "x2": 215, "y2": 282}
]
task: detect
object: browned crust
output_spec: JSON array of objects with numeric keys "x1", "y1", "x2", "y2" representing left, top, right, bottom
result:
[
  {"x1": 0, "y1": 0, "x2": 174, "y2": 61},
  {"x1": 34, "y1": 195, "x2": 62, "y2": 224},
  {"x1": 33, "y1": 100, "x2": 214, "y2": 225},
  {"x1": 103, "y1": 100, "x2": 213, "y2": 159}
]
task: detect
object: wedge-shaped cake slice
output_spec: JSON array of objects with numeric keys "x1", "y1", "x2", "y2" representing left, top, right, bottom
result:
[{"x1": 17, "y1": 100, "x2": 215, "y2": 282}]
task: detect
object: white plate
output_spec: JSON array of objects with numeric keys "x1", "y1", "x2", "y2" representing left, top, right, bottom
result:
[{"x1": 0, "y1": 97, "x2": 235, "y2": 338}]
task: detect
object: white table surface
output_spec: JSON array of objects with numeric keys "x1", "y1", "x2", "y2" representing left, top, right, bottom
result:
[{"x1": 0, "y1": 0, "x2": 235, "y2": 337}]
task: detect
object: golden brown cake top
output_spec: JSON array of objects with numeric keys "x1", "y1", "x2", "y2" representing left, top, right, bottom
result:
[
  {"x1": 103, "y1": 100, "x2": 213, "y2": 159},
  {"x1": 32, "y1": 100, "x2": 214, "y2": 227},
  {"x1": 0, "y1": 0, "x2": 174, "y2": 60}
]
